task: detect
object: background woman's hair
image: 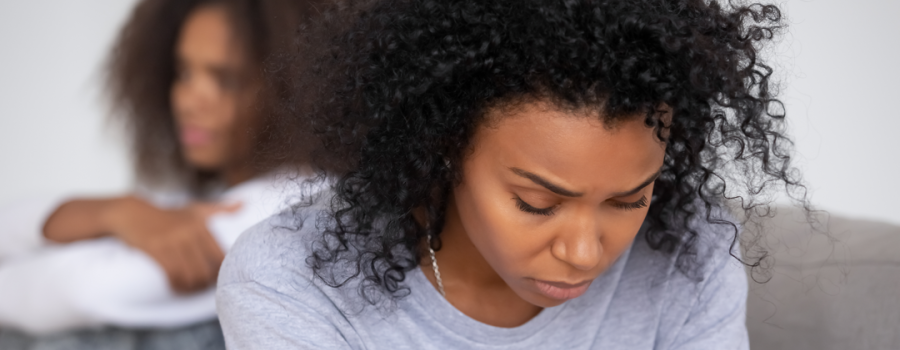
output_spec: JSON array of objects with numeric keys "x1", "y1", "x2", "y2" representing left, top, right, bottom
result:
[
  {"x1": 107, "y1": 0, "x2": 324, "y2": 193},
  {"x1": 276, "y1": 0, "x2": 813, "y2": 304}
]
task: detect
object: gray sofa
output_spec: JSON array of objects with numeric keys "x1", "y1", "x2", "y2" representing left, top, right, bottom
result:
[
  {"x1": 745, "y1": 207, "x2": 900, "y2": 349},
  {"x1": 0, "y1": 320, "x2": 224, "y2": 350}
]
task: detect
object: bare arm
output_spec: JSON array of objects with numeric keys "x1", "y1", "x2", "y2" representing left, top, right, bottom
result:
[
  {"x1": 42, "y1": 197, "x2": 123, "y2": 243},
  {"x1": 41, "y1": 196, "x2": 238, "y2": 293}
]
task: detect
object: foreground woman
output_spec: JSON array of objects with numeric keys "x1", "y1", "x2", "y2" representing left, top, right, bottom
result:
[
  {"x1": 0, "y1": 0, "x2": 320, "y2": 337},
  {"x1": 218, "y1": 0, "x2": 804, "y2": 348}
]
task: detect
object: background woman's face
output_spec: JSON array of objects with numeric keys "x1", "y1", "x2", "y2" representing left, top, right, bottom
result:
[
  {"x1": 451, "y1": 101, "x2": 666, "y2": 308},
  {"x1": 170, "y1": 4, "x2": 257, "y2": 173}
]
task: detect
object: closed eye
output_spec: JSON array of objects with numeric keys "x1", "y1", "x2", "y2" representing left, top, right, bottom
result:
[
  {"x1": 611, "y1": 195, "x2": 648, "y2": 210},
  {"x1": 514, "y1": 196, "x2": 556, "y2": 216}
]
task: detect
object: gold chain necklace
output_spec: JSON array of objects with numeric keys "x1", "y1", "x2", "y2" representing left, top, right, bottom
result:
[{"x1": 426, "y1": 234, "x2": 446, "y2": 298}]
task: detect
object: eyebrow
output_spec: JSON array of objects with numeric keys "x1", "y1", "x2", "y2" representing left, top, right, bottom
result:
[
  {"x1": 610, "y1": 169, "x2": 662, "y2": 198},
  {"x1": 509, "y1": 168, "x2": 584, "y2": 197},
  {"x1": 509, "y1": 167, "x2": 662, "y2": 198}
]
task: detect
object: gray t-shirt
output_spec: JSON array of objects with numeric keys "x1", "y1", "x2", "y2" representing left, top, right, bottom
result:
[{"x1": 217, "y1": 204, "x2": 748, "y2": 349}]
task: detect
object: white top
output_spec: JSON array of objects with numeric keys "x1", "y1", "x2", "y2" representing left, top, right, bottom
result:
[{"x1": 0, "y1": 172, "x2": 309, "y2": 335}]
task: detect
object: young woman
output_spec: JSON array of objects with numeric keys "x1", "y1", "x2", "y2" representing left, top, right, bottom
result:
[
  {"x1": 217, "y1": 0, "x2": 806, "y2": 348},
  {"x1": 0, "y1": 0, "x2": 320, "y2": 337}
]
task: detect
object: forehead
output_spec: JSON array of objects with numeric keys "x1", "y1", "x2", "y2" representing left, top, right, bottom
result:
[
  {"x1": 177, "y1": 5, "x2": 241, "y2": 63},
  {"x1": 469, "y1": 101, "x2": 665, "y2": 194}
]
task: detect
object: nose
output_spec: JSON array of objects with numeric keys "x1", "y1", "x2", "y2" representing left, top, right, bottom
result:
[
  {"x1": 172, "y1": 72, "x2": 216, "y2": 120},
  {"x1": 550, "y1": 216, "x2": 603, "y2": 271}
]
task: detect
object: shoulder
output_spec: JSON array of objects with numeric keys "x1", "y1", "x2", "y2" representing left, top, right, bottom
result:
[
  {"x1": 630, "y1": 208, "x2": 745, "y2": 299},
  {"x1": 611, "y1": 210, "x2": 748, "y2": 349},
  {"x1": 217, "y1": 186, "x2": 356, "y2": 303},
  {"x1": 216, "y1": 191, "x2": 368, "y2": 349},
  {"x1": 632, "y1": 205, "x2": 742, "y2": 284},
  {"x1": 217, "y1": 202, "x2": 322, "y2": 291}
]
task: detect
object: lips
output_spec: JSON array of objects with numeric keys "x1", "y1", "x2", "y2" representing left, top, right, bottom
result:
[
  {"x1": 532, "y1": 278, "x2": 593, "y2": 301},
  {"x1": 180, "y1": 125, "x2": 212, "y2": 147}
]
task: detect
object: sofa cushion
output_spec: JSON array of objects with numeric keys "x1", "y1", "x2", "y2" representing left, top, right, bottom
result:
[{"x1": 745, "y1": 207, "x2": 900, "y2": 350}]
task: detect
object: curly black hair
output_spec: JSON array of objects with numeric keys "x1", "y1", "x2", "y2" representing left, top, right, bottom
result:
[{"x1": 273, "y1": 0, "x2": 810, "y2": 303}]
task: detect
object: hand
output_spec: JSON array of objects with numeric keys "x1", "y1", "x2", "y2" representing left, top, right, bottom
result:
[{"x1": 102, "y1": 197, "x2": 241, "y2": 293}]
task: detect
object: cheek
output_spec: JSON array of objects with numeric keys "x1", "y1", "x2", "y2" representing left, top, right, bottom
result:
[
  {"x1": 595, "y1": 208, "x2": 647, "y2": 265},
  {"x1": 204, "y1": 96, "x2": 243, "y2": 158},
  {"x1": 209, "y1": 95, "x2": 239, "y2": 132},
  {"x1": 592, "y1": 192, "x2": 656, "y2": 267},
  {"x1": 453, "y1": 178, "x2": 547, "y2": 279}
]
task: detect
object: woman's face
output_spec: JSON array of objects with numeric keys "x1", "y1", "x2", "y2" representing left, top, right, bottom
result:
[
  {"x1": 451, "y1": 101, "x2": 667, "y2": 308},
  {"x1": 170, "y1": 4, "x2": 258, "y2": 175}
]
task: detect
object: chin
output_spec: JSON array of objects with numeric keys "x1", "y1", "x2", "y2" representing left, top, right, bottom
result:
[
  {"x1": 516, "y1": 288, "x2": 568, "y2": 308},
  {"x1": 182, "y1": 151, "x2": 223, "y2": 171}
]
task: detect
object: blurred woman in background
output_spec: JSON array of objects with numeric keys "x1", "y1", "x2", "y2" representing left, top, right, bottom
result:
[{"x1": 0, "y1": 0, "x2": 320, "y2": 344}]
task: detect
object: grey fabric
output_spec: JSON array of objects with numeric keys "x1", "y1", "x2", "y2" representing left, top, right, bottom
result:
[
  {"x1": 217, "y1": 207, "x2": 750, "y2": 350},
  {"x1": 0, "y1": 320, "x2": 224, "y2": 350},
  {"x1": 745, "y1": 208, "x2": 900, "y2": 350}
]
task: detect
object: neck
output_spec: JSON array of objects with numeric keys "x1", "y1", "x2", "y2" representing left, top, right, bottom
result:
[
  {"x1": 430, "y1": 204, "x2": 505, "y2": 287},
  {"x1": 420, "y1": 195, "x2": 543, "y2": 328},
  {"x1": 222, "y1": 163, "x2": 256, "y2": 187}
]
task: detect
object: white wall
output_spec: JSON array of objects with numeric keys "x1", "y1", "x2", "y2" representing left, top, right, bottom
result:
[
  {"x1": 773, "y1": 0, "x2": 900, "y2": 225},
  {"x1": 0, "y1": 0, "x2": 898, "y2": 225},
  {"x1": 0, "y1": 0, "x2": 138, "y2": 206}
]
